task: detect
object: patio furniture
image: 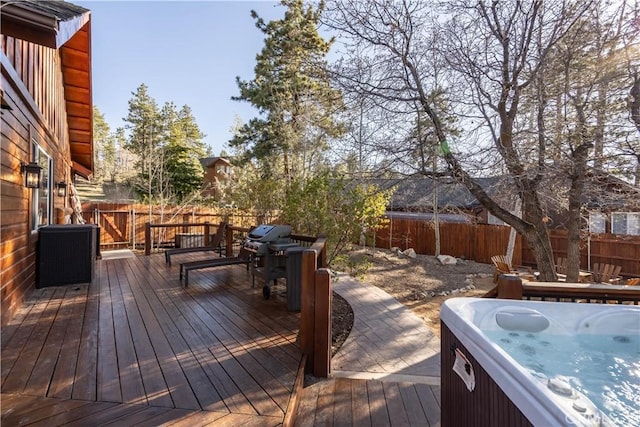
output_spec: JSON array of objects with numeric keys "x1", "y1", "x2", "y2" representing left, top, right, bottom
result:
[
  {"x1": 555, "y1": 257, "x2": 568, "y2": 275},
  {"x1": 591, "y1": 263, "x2": 622, "y2": 285},
  {"x1": 625, "y1": 277, "x2": 640, "y2": 286},
  {"x1": 165, "y1": 222, "x2": 227, "y2": 266},
  {"x1": 179, "y1": 246, "x2": 252, "y2": 286},
  {"x1": 491, "y1": 255, "x2": 534, "y2": 283}
]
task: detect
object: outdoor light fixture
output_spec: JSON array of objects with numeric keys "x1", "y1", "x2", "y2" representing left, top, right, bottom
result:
[
  {"x1": 21, "y1": 162, "x2": 42, "y2": 188},
  {"x1": 56, "y1": 181, "x2": 67, "y2": 197}
]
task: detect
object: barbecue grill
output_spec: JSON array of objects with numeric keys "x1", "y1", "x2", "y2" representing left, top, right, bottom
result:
[
  {"x1": 243, "y1": 224, "x2": 292, "y2": 253},
  {"x1": 243, "y1": 224, "x2": 297, "y2": 298}
]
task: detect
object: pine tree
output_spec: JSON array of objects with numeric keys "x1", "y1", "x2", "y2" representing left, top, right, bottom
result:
[
  {"x1": 163, "y1": 104, "x2": 207, "y2": 201},
  {"x1": 231, "y1": 0, "x2": 345, "y2": 182},
  {"x1": 123, "y1": 84, "x2": 206, "y2": 203},
  {"x1": 92, "y1": 106, "x2": 115, "y2": 183}
]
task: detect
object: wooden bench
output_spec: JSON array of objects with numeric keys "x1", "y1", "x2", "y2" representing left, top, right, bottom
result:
[
  {"x1": 165, "y1": 222, "x2": 227, "y2": 266},
  {"x1": 180, "y1": 247, "x2": 252, "y2": 287}
]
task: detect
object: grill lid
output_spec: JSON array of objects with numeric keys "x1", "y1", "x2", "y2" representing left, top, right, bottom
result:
[{"x1": 247, "y1": 224, "x2": 292, "y2": 242}]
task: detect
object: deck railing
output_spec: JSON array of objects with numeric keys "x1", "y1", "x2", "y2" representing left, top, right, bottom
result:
[
  {"x1": 298, "y1": 237, "x2": 331, "y2": 378},
  {"x1": 144, "y1": 222, "x2": 219, "y2": 255},
  {"x1": 490, "y1": 275, "x2": 640, "y2": 305}
]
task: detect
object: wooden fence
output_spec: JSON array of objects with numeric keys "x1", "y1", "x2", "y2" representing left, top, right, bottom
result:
[
  {"x1": 523, "y1": 229, "x2": 640, "y2": 279},
  {"x1": 81, "y1": 202, "x2": 261, "y2": 250},
  {"x1": 374, "y1": 217, "x2": 640, "y2": 277},
  {"x1": 374, "y1": 218, "x2": 524, "y2": 265},
  {"x1": 80, "y1": 202, "x2": 639, "y2": 277}
]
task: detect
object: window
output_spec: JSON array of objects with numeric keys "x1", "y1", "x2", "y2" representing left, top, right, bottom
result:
[
  {"x1": 611, "y1": 212, "x2": 640, "y2": 236},
  {"x1": 31, "y1": 142, "x2": 52, "y2": 231},
  {"x1": 588, "y1": 212, "x2": 606, "y2": 234}
]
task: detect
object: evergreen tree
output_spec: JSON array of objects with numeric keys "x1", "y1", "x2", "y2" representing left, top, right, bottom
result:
[
  {"x1": 163, "y1": 103, "x2": 207, "y2": 200},
  {"x1": 231, "y1": 0, "x2": 345, "y2": 182},
  {"x1": 123, "y1": 84, "x2": 206, "y2": 203},
  {"x1": 123, "y1": 84, "x2": 163, "y2": 202},
  {"x1": 92, "y1": 106, "x2": 115, "y2": 182}
]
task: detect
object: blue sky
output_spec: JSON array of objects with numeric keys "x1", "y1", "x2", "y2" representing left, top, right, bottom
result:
[{"x1": 75, "y1": 1, "x2": 285, "y2": 156}]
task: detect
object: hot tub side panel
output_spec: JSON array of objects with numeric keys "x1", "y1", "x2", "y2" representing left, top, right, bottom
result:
[{"x1": 441, "y1": 322, "x2": 533, "y2": 427}]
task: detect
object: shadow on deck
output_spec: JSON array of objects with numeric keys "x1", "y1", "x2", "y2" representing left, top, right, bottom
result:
[
  {"x1": 2, "y1": 252, "x2": 442, "y2": 426},
  {"x1": 1, "y1": 253, "x2": 299, "y2": 426}
]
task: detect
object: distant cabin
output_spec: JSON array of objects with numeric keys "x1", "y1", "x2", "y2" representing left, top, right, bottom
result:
[{"x1": 200, "y1": 156, "x2": 232, "y2": 199}]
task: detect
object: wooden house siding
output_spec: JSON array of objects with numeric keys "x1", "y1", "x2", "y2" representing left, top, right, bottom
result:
[
  {"x1": 2, "y1": 35, "x2": 70, "y2": 153},
  {"x1": 1, "y1": 29, "x2": 80, "y2": 326}
]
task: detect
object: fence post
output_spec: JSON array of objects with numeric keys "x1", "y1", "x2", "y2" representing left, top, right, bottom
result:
[
  {"x1": 497, "y1": 275, "x2": 523, "y2": 300},
  {"x1": 204, "y1": 222, "x2": 210, "y2": 246},
  {"x1": 145, "y1": 222, "x2": 151, "y2": 256},
  {"x1": 300, "y1": 249, "x2": 318, "y2": 373},
  {"x1": 313, "y1": 268, "x2": 331, "y2": 377}
]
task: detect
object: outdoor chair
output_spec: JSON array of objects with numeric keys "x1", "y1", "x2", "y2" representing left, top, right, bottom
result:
[
  {"x1": 625, "y1": 277, "x2": 640, "y2": 286},
  {"x1": 591, "y1": 263, "x2": 622, "y2": 285},
  {"x1": 180, "y1": 246, "x2": 253, "y2": 287},
  {"x1": 490, "y1": 255, "x2": 534, "y2": 283},
  {"x1": 165, "y1": 222, "x2": 227, "y2": 266},
  {"x1": 554, "y1": 257, "x2": 593, "y2": 283},
  {"x1": 555, "y1": 257, "x2": 568, "y2": 275}
]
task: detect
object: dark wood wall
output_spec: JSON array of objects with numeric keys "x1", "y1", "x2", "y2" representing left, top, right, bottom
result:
[{"x1": 1, "y1": 35, "x2": 72, "y2": 327}]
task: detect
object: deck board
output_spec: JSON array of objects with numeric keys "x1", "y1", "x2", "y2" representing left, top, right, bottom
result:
[
  {"x1": 2, "y1": 251, "x2": 441, "y2": 425},
  {"x1": 294, "y1": 378, "x2": 441, "y2": 427},
  {"x1": 1, "y1": 253, "x2": 303, "y2": 425},
  {"x1": 48, "y1": 285, "x2": 89, "y2": 399}
]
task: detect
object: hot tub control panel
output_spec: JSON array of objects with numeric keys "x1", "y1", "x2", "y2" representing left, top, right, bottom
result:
[{"x1": 545, "y1": 377, "x2": 612, "y2": 427}]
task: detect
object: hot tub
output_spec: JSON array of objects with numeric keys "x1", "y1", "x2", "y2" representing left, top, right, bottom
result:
[{"x1": 440, "y1": 298, "x2": 639, "y2": 427}]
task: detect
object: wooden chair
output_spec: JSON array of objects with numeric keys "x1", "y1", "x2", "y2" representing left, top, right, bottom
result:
[
  {"x1": 165, "y1": 222, "x2": 227, "y2": 266},
  {"x1": 555, "y1": 257, "x2": 568, "y2": 275},
  {"x1": 591, "y1": 263, "x2": 622, "y2": 285},
  {"x1": 491, "y1": 255, "x2": 533, "y2": 283}
]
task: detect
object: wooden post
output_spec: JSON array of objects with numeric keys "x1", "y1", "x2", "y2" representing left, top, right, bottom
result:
[
  {"x1": 203, "y1": 222, "x2": 210, "y2": 246},
  {"x1": 313, "y1": 268, "x2": 331, "y2": 377},
  {"x1": 144, "y1": 222, "x2": 151, "y2": 256},
  {"x1": 497, "y1": 275, "x2": 523, "y2": 300},
  {"x1": 225, "y1": 224, "x2": 234, "y2": 256},
  {"x1": 300, "y1": 249, "x2": 318, "y2": 372}
]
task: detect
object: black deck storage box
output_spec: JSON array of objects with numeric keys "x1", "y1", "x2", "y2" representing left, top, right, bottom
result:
[{"x1": 37, "y1": 224, "x2": 97, "y2": 288}]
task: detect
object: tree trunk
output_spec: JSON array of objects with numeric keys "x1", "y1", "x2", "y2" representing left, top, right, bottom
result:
[{"x1": 566, "y1": 97, "x2": 592, "y2": 282}]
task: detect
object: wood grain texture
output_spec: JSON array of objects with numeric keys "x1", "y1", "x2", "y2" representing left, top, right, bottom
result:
[{"x1": 1, "y1": 253, "x2": 304, "y2": 425}]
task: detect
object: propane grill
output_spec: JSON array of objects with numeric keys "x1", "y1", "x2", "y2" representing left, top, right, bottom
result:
[
  {"x1": 243, "y1": 224, "x2": 297, "y2": 299},
  {"x1": 243, "y1": 224, "x2": 293, "y2": 254}
]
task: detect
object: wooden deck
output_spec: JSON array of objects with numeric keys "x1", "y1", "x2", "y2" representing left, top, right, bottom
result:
[
  {"x1": 294, "y1": 377, "x2": 441, "y2": 426},
  {"x1": 1, "y1": 253, "x2": 301, "y2": 426}
]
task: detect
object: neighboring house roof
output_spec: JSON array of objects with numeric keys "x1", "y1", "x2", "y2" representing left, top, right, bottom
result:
[
  {"x1": 581, "y1": 170, "x2": 640, "y2": 211},
  {"x1": 200, "y1": 157, "x2": 232, "y2": 168},
  {"x1": 376, "y1": 171, "x2": 640, "y2": 214},
  {"x1": 373, "y1": 176, "x2": 512, "y2": 211},
  {"x1": 1, "y1": 0, "x2": 93, "y2": 177}
]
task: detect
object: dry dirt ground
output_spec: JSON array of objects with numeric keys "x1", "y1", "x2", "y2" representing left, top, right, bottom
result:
[{"x1": 333, "y1": 247, "x2": 496, "y2": 341}]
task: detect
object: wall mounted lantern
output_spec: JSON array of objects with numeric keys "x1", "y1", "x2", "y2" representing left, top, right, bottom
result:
[
  {"x1": 56, "y1": 181, "x2": 67, "y2": 197},
  {"x1": 21, "y1": 162, "x2": 42, "y2": 188}
]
